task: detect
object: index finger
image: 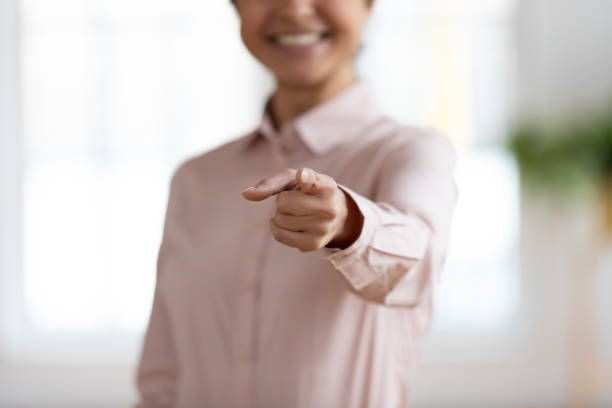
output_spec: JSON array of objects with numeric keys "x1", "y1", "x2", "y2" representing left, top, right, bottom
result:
[{"x1": 242, "y1": 168, "x2": 298, "y2": 202}]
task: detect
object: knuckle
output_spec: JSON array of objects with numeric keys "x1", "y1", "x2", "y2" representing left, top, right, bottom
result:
[
  {"x1": 275, "y1": 215, "x2": 288, "y2": 229},
  {"x1": 313, "y1": 238, "x2": 326, "y2": 251},
  {"x1": 322, "y1": 205, "x2": 339, "y2": 219},
  {"x1": 273, "y1": 232, "x2": 281, "y2": 242},
  {"x1": 323, "y1": 223, "x2": 334, "y2": 235},
  {"x1": 269, "y1": 220, "x2": 280, "y2": 235},
  {"x1": 330, "y1": 205, "x2": 340, "y2": 218},
  {"x1": 313, "y1": 223, "x2": 330, "y2": 235}
]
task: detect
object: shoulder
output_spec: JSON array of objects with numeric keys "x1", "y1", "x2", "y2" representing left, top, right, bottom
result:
[{"x1": 375, "y1": 118, "x2": 457, "y2": 173}]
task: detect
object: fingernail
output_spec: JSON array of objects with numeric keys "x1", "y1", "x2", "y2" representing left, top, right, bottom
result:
[
  {"x1": 301, "y1": 169, "x2": 311, "y2": 183},
  {"x1": 242, "y1": 186, "x2": 256, "y2": 193}
]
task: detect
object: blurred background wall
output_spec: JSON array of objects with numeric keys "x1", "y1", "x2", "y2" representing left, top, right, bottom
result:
[
  {"x1": 0, "y1": 0, "x2": 611, "y2": 407},
  {"x1": 517, "y1": 0, "x2": 612, "y2": 120}
]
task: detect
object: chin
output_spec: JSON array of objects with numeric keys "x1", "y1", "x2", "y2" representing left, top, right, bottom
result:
[{"x1": 273, "y1": 67, "x2": 330, "y2": 88}]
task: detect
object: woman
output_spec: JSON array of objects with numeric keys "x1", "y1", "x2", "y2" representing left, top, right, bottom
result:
[{"x1": 136, "y1": 0, "x2": 458, "y2": 407}]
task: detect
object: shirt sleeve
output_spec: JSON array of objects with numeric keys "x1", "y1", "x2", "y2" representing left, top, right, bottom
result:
[
  {"x1": 323, "y1": 129, "x2": 458, "y2": 308},
  {"x1": 136, "y1": 167, "x2": 187, "y2": 407}
]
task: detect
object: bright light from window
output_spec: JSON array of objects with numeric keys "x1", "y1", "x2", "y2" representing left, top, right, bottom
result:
[
  {"x1": 20, "y1": 0, "x2": 270, "y2": 333},
  {"x1": 433, "y1": 149, "x2": 521, "y2": 332},
  {"x1": 20, "y1": 0, "x2": 519, "y2": 339}
]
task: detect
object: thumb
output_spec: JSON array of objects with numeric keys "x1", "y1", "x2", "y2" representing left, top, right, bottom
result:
[{"x1": 296, "y1": 168, "x2": 337, "y2": 196}]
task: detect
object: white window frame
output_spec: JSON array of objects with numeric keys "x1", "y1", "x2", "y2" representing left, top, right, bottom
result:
[
  {"x1": 0, "y1": 2, "x2": 136, "y2": 406},
  {"x1": 0, "y1": 0, "x2": 24, "y2": 362}
]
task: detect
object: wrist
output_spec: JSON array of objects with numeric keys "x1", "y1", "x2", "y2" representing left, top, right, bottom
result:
[{"x1": 326, "y1": 189, "x2": 363, "y2": 250}]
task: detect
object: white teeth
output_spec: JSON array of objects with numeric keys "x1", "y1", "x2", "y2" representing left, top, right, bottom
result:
[{"x1": 275, "y1": 33, "x2": 322, "y2": 46}]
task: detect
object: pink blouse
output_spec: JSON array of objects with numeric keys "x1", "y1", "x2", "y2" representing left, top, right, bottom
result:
[{"x1": 136, "y1": 80, "x2": 458, "y2": 408}]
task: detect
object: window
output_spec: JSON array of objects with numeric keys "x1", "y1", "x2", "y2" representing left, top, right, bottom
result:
[{"x1": 17, "y1": 0, "x2": 271, "y2": 349}]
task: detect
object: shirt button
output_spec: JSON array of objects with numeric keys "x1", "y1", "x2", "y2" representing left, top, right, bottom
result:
[
  {"x1": 241, "y1": 348, "x2": 254, "y2": 364},
  {"x1": 243, "y1": 277, "x2": 260, "y2": 293}
]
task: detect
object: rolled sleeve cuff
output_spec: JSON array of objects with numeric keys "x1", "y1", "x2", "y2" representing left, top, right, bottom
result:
[{"x1": 322, "y1": 184, "x2": 381, "y2": 290}]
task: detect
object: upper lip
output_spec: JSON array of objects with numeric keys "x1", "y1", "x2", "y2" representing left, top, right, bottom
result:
[{"x1": 267, "y1": 31, "x2": 330, "y2": 42}]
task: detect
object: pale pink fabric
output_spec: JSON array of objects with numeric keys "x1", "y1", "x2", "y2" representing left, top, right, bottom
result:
[{"x1": 136, "y1": 80, "x2": 458, "y2": 408}]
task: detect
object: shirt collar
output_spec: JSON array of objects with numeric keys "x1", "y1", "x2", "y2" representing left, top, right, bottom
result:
[{"x1": 244, "y1": 80, "x2": 383, "y2": 156}]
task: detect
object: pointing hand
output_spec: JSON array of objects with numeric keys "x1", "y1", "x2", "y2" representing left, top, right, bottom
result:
[{"x1": 242, "y1": 168, "x2": 362, "y2": 252}]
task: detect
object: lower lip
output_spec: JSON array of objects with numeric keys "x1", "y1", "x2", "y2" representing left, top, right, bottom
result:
[{"x1": 269, "y1": 36, "x2": 331, "y2": 57}]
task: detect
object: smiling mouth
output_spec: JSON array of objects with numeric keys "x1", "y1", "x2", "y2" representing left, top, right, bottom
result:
[{"x1": 269, "y1": 32, "x2": 332, "y2": 47}]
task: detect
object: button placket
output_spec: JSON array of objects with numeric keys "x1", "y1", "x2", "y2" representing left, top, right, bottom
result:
[
  {"x1": 243, "y1": 276, "x2": 260, "y2": 293},
  {"x1": 240, "y1": 346, "x2": 255, "y2": 364},
  {"x1": 242, "y1": 209, "x2": 269, "y2": 360},
  {"x1": 269, "y1": 137, "x2": 288, "y2": 169},
  {"x1": 248, "y1": 160, "x2": 282, "y2": 408}
]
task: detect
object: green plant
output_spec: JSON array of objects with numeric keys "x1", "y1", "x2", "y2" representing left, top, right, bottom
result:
[{"x1": 506, "y1": 105, "x2": 612, "y2": 196}]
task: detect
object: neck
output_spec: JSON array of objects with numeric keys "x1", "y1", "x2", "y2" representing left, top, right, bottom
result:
[{"x1": 269, "y1": 63, "x2": 357, "y2": 130}]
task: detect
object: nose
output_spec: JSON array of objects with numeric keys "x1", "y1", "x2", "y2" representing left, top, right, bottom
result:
[{"x1": 276, "y1": 0, "x2": 316, "y2": 20}]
